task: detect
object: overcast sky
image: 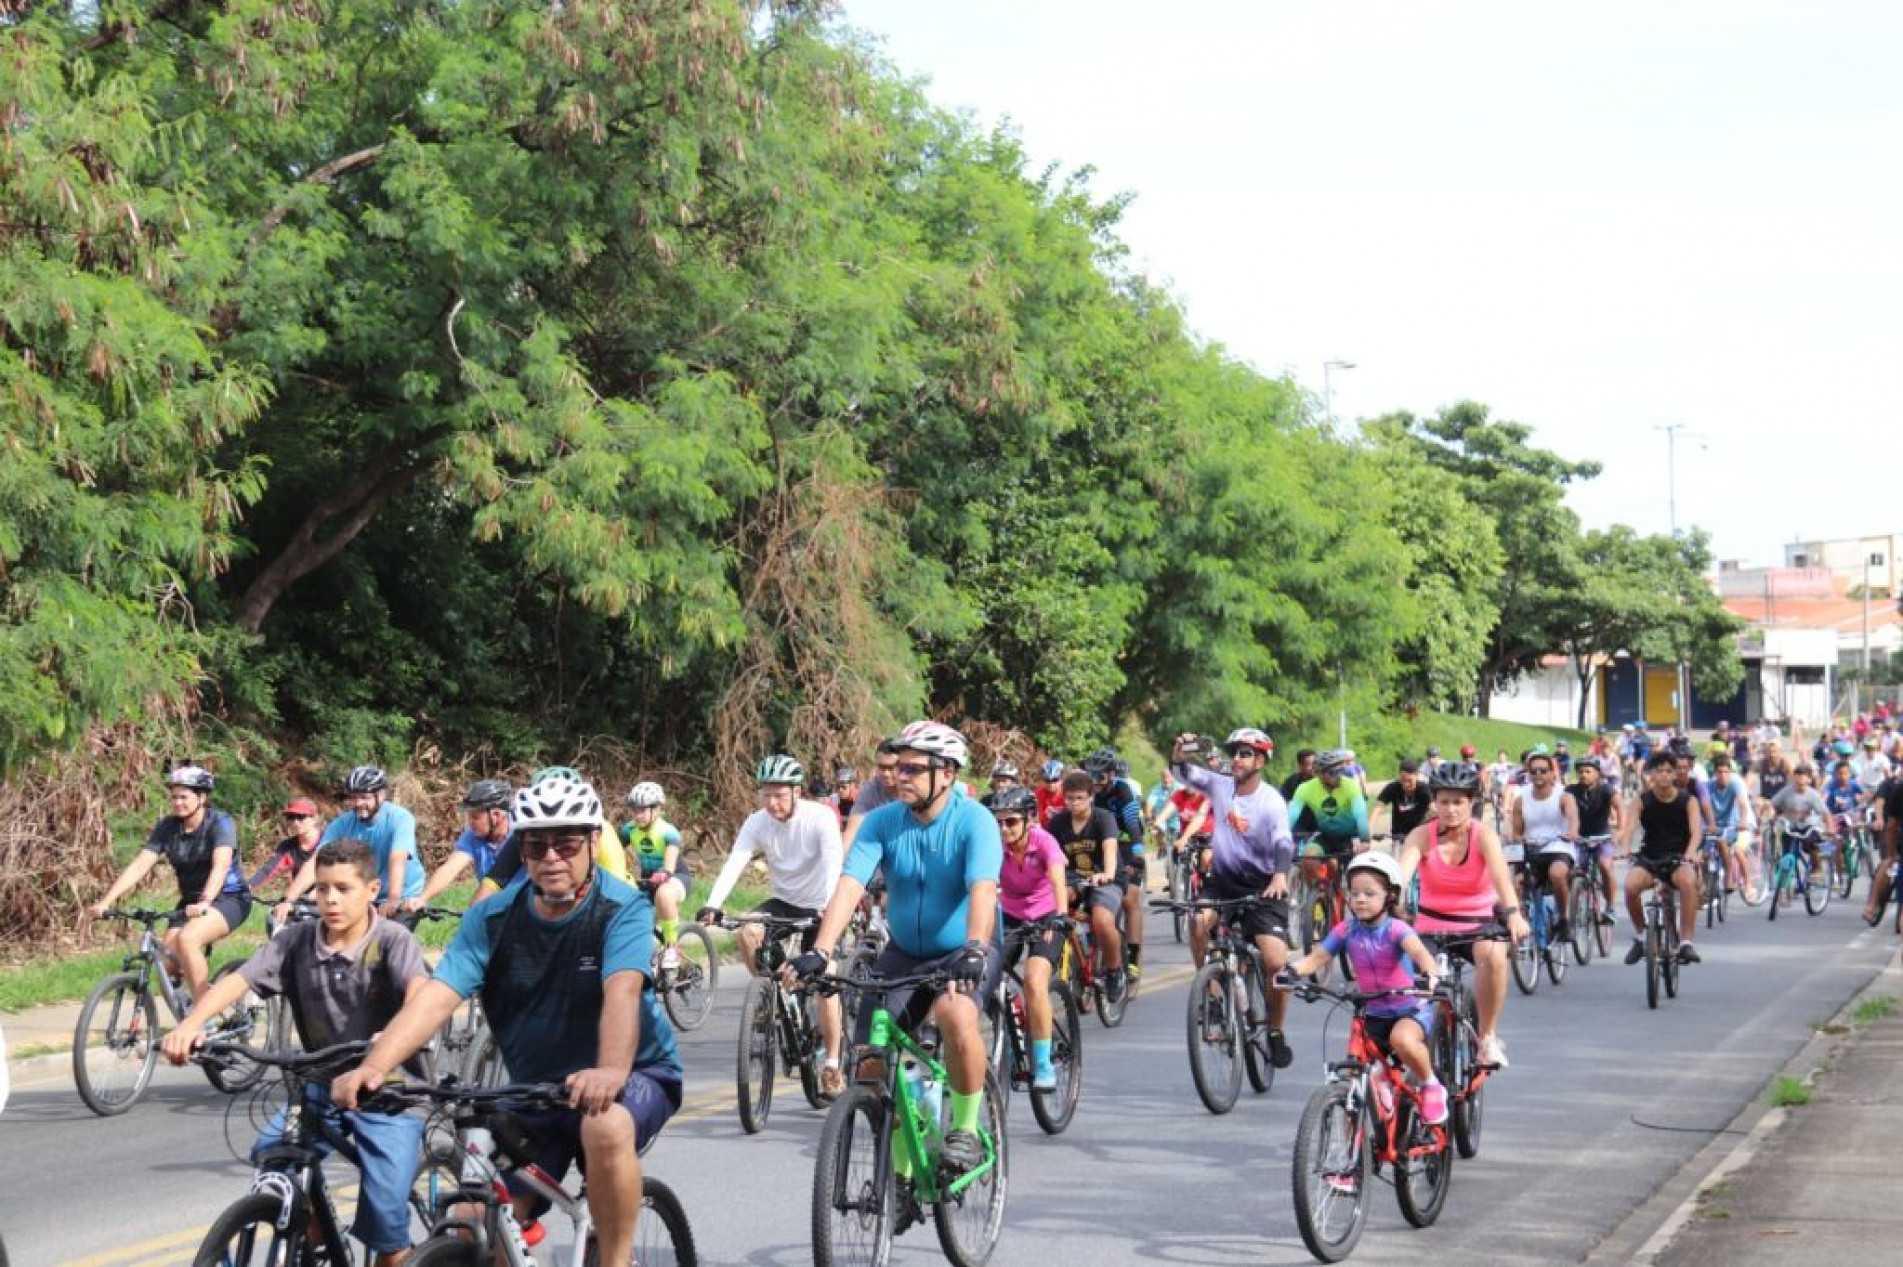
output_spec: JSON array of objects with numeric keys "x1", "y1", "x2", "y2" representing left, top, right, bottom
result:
[{"x1": 840, "y1": 0, "x2": 1901, "y2": 568}]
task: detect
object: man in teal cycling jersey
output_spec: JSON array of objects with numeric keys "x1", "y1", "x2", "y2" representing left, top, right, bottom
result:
[{"x1": 1290, "y1": 748, "x2": 1371, "y2": 885}]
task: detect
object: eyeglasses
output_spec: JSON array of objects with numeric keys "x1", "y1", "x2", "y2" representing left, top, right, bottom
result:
[
  {"x1": 995, "y1": 815, "x2": 1026, "y2": 827},
  {"x1": 521, "y1": 835, "x2": 590, "y2": 861},
  {"x1": 894, "y1": 761, "x2": 937, "y2": 778},
  {"x1": 281, "y1": 813, "x2": 311, "y2": 821}
]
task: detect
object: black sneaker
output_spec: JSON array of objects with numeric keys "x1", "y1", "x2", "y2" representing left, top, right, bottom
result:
[
  {"x1": 1552, "y1": 919, "x2": 1572, "y2": 943},
  {"x1": 1677, "y1": 943, "x2": 1701, "y2": 965},
  {"x1": 1267, "y1": 1029, "x2": 1294, "y2": 1069},
  {"x1": 893, "y1": 1180, "x2": 924, "y2": 1236},
  {"x1": 1596, "y1": 911, "x2": 1616, "y2": 927},
  {"x1": 1623, "y1": 938, "x2": 1645, "y2": 965},
  {"x1": 941, "y1": 1128, "x2": 985, "y2": 1175}
]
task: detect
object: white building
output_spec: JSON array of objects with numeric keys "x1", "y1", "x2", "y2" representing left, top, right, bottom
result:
[
  {"x1": 1782, "y1": 534, "x2": 1901, "y2": 599},
  {"x1": 1487, "y1": 656, "x2": 1603, "y2": 730}
]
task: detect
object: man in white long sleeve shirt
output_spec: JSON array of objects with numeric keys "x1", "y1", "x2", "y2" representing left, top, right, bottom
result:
[{"x1": 698, "y1": 753, "x2": 846, "y2": 1092}]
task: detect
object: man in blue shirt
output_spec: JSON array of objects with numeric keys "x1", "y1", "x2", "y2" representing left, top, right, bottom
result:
[
  {"x1": 335, "y1": 774, "x2": 680, "y2": 1267},
  {"x1": 413, "y1": 777, "x2": 514, "y2": 907},
  {"x1": 275, "y1": 765, "x2": 423, "y2": 925},
  {"x1": 794, "y1": 720, "x2": 1002, "y2": 1175}
]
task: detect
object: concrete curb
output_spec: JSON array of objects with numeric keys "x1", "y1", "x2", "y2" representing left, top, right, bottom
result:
[{"x1": 1586, "y1": 941, "x2": 1903, "y2": 1263}]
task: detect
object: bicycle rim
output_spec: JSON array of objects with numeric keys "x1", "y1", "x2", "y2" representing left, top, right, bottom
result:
[
  {"x1": 1806, "y1": 864, "x2": 1833, "y2": 915},
  {"x1": 932, "y1": 1072, "x2": 1008, "y2": 1267},
  {"x1": 637, "y1": 1177, "x2": 699, "y2": 1267},
  {"x1": 1187, "y1": 962, "x2": 1242, "y2": 1114},
  {"x1": 811, "y1": 1086, "x2": 892, "y2": 1267},
  {"x1": 1452, "y1": 994, "x2": 1484, "y2": 1159},
  {"x1": 737, "y1": 977, "x2": 777, "y2": 1134},
  {"x1": 191, "y1": 1192, "x2": 306, "y2": 1267},
  {"x1": 662, "y1": 923, "x2": 719, "y2": 1031},
  {"x1": 1393, "y1": 1098, "x2": 1454, "y2": 1228},
  {"x1": 1030, "y1": 984, "x2": 1082, "y2": 1135},
  {"x1": 1511, "y1": 921, "x2": 1539, "y2": 995},
  {"x1": 1290, "y1": 1082, "x2": 1370, "y2": 1262},
  {"x1": 74, "y1": 972, "x2": 158, "y2": 1116}
]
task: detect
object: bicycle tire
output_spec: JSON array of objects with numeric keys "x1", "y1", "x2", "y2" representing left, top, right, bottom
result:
[
  {"x1": 932, "y1": 1070, "x2": 1009, "y2": 1267},
  {"x1": 661, "y1": 922, "x2": 719, "y2": 1032},
  {"x1": 1093, "y1": 953, "x2": 1129, "y2": 1029},
  {"x1": 1767, "y1": 859, "x2": 1788, "y2": 921},
  {"x1": 1544, "y1": 930, "x2": 1567, "y2": 986},
  {"x1": 1806, "y1": 861, "x2": 1833, "y2": 916},
  {"x1": 581, "y1": 1176, "x2": 698, "y2": 1267},
  {"x1": 200, "y1": 961, "x2": 271, "y2": 1093},
  {"x1": 737, "y1": 976, "x2": 777, "y2": 1134},
  {"x1": 1836, "y1": 841, "x2": 1858, "y2": 900},
  {"x1": 1511, "y1": 900, "x2": 1540, "y2": 996},
  {"x1": 191, "y1": 1192, "x2": 309, "y2": 1266},
  {"x1": 796, "y1": 991, "x2": 826, "y2": 1110},
  {"x1": 1449, "y1": 983, "x2": 1484, "y2": 1159},
  {"x1": 74, "y1": 971, "x2": 159, "y2": 1116},
  {"x1": 1704, "y1": 858, "x2": 1722, "y2": 931},
  {"x1": 1170, "y1": 861, "x2": 1188, "y2": 943},
  {"x1": 1569, "y1": 887, "x2": 1592, "y2": 965},
  {"x1": 1239, "y1": 958, "x2": 1271, "y2": 1096},
  {"x1": 1030, "y1": 982, "x2": 1082, "y2": 1136},
  {"x1": 406, "y1": 1236, "x2": 482, "y2": 1266},
  {"x1": 1592, "y1": 888, "x2": 1614, "y2": 958},
  {"x1": 1662, "y1": 923, "x2": 1680, "y2": 1000},
  {"x1": 1644, "y1": 919, "x2": 1660, "y2": 1010},
  {"x1": 1187, "y1": 961, "x2": 1242, "y2": 1115},
  {"x1": 1392, "y1": 1096, "x2": 1454, "y2": 1228},
  {"x1": 463, "y1": 1022, "x2": 506, "y2": 1087},
  {"x1": 1290, "y1": 1081, "x2": 1370, "y2": 1263},
  {"x1": 811, "y1": 1085, "x2": 894, "y2": 1267}
]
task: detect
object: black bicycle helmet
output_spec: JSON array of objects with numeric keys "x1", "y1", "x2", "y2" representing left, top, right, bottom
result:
[
  {"x1": 166, "y1": 765, "x2": 214, "y2": 793},
  {"x1": 344, "y1": 765, "x2": 389, "y2": 794},
  {"x1": 1081, "y1": 747, "x2": 1119, "y2": 779},
  {"x1": 459, "y1": 778, "x2": 512, "y2": 811},
  {"x1": 1428, "y1": 760, "x2": 1481, "y2": 795},
  {"x1": 986, "y1": 786, "x2": 1039, "y2": 817}
]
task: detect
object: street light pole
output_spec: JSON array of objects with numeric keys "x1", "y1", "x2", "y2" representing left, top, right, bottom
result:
[
  {"x1": 1653, "y1": 423, "x2": 1704, "y2": 536},
  {"x1": 1322, "y1": 360, "x2": 1355, "y2": 432}
]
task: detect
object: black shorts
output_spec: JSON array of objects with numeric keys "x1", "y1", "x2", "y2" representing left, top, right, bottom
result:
[
  {"x1": 1203, "y1": 873, "x2": 1291, "y2": 943},
  {"x1": 1002, "y1": 915, "x2": 1062, "y2": 970},
  {"x1": 852, "y1": 942, "x2": 1004, "y2": 1045},
  {"x1": 1528, "y1": 848, "x2": 1575, "y2": 882},
  {"x1": 758, "y1": 897, "x2": 823, "y2": 954},
  {"x1": 1419, "y1": 925, "x2": 1507, "y2": 966},
  {"x1": 200, "y1": 892, "x2": 252, "y2": 934},
  {"x1": 1362, "y1": 1006, "x2": 1434, "y2": 1051},
  {"x1": 1631, "y1": 854, "x2": 1689, "y2": 881}
]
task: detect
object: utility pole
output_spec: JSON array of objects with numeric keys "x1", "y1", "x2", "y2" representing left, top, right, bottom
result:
[
  {"x1": 1654, "y1": 423, "x2": 1701, "y2": 536},
  {"x1": 1322, "y1": 360, "x2": 1355, "y2": 432}
]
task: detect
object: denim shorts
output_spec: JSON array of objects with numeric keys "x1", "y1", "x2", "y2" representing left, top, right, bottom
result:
[{"x1": 252, "y1": 1089, "x2": 423, "y2": 1253}]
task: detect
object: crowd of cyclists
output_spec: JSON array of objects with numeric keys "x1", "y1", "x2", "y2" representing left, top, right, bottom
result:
[{"x1": 71, "y1": 704, "x2": 1903, "y2": 1263}]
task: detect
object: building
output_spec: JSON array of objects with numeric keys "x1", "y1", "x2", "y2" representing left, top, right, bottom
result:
[
  {"x1": 1781, "y1": 534, "x2": 1900, "y2": 599},
  {"x1": 1486, "y1": 656, "x2": 1602, "y2": 730}
]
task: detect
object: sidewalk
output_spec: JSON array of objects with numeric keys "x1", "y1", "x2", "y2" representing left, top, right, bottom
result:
[
  {"x1": 2, "y1": 1000, "x2": 88, "y2": 1090},
  {"x1": 1647, "y1": 950, "x2": 1903, "y2": 1265}
]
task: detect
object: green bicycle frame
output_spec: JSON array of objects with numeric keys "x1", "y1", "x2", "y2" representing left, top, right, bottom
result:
[{"x1": 866, "y1": 1006, "x2": 999, "y2": 1201}]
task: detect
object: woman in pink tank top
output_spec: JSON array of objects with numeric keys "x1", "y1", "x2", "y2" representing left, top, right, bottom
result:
[{"x1": 1397, "y1": 760, "x2": 1528, "y2": 1068}]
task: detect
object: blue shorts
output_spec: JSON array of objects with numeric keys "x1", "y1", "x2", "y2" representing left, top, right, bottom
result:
[
  {"x1": 504, "y1": 1068, "x2": 682, "y2": 1207},
  {"x1": 252, "y1": 1089, "x2": 423, "y2": 1253},
  {"x1": 1362, "y1": 1003, "x2": 1434, "y2": 1051}
]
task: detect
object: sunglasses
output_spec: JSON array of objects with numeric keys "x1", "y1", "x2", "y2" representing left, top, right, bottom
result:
[
  {"x1": 995, "y1": 815, "x2": 1026, "y2": 827},
  {"x1": 281, "y1": 812, "x2": 311, "y2": 821},
  {"x1": 521, "y1": 835, "x2": 590, "y2": 861},
  {"x1": 894, "y1": 761, "x2": 938, "y2": 778}
]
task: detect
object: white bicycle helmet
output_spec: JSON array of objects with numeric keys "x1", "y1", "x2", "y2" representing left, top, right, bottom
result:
[
  {"x1": 754, "y1": 754, "x2": 805, "y2": 786},
  {"x1": 892, "y1": 720, "x2": 969, "y2": 769},
  {"x1": 626, "y1": 781, "x2": 666, "y2": 809},
  {"x1": 166, "y1": 765, "x2": 215, "y2": 793},
  {"x1": 1223, "y1": 727, "x2": 1274, "y2": 756},
  {"x1": 1346, "y1": 851, "x2": 1403, "y2": 890},
  {"x1": 512, "y1": 775, "x2": 604, "y2": 831},
  {"x1": 1317, "y1": 748, "x2": 1355, "y2": 774}
]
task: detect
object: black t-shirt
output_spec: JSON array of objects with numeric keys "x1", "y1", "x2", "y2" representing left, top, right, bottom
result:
[
  {"x1": 143, "y1": 810, "x2": 244, "y2": 901},
  {"x1": 1569, "y1": 782, "x2": 1615, "y2": 837},
  {"x1": 1638, "y1": 791, "x2": 1694, "y2": 859},
  {"x1": 1377, "y1": 780, "x2": 1431, "y2": 837},
  {"x1": 1758, "y1": 759, "x2": 1791, "y2": 800},
  {"x1": 1049, "y1": 808, "x2": 1120, "y2": 876},
  {"x1": 1280, "y1": 771, "x2": 1311, "y2": 803},
  {"x1": 1882, "y1": 779, "x2": 1903, "y2": 842}
]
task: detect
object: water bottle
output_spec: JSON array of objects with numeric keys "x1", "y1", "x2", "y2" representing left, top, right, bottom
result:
[
  {"x1": 920, "y1": 1070, "x2": 943, "y2": 1131},
  {"x1": 1371, "y1": 1072, "x2": 1395, "y2": 1119}
]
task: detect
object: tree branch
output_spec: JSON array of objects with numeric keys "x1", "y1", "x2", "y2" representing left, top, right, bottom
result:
[{"x1": 247, "y1": 144, "x2": 387, "y2": 251}]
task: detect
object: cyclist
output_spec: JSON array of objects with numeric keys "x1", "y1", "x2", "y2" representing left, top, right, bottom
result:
[
  {"x1": 1422, "y1": 746, "x2": 1445, "y2": 780},
  {"x1": 1280, "y1": 852, "x2": 1447, "y2": 1123},
  {"x1": 1707, "y1": 756, "x2": 1759, "y2": 899},
  {"x1": 1083, "y1": 747, "x2": 1148, "y2": 980},
  {"x1": 1865, "y1": 766, "x2": 1903, "y2": 926},
  {"x1": 792, "y1": 720, "x2": 1003, "y2": 1175},
  {"x1": 1048, "y1": 770, "x2": 1128, "y2": 994},
  {"x1": 1567, "y1": 757, "x2": 1624, "y2": 924},
  {"x1": 1554, "y1": 739, "x2": 1573, "y2": 778},
  {"x1": 1375, "y1": 758, "x2": 1432, "y2": 840},
  {"x1": 621, "y1": 782, "x2": 689, "y2": 965},
  {"x1": 164, "y1": 839, "x2": 427, "y2": 1267},
  {"x1": 1171, "y1": 727, "x2": 1297, "y2": 1069},
  {"x1": 414, "y1": 778, "x2": 514, "y2": 907},
  {"x1": 90, "y1": 766, "x2": 250, "y2": 1004},
  {"x1": 1289, "y1": 749, "x2": 1371, "y2": 888},
  {"x1": 835, "y1": 766, "x2": 860, "y2": 819},
  {"x1": 1145, "y1": 768, "x2": 1181, "y2": 843},
  {"x1": 1280, "y1": 748, "x2": 1318, "y2": 803},
  {"x1": 1620, "y1": 752, "x2": 1704, "y2": 965},
  {"x1": 1396, "y1": 761, "x2": 1526, "y2": 1068},
  {"x1": 247, "y1": 798, "x2": 324, "y2": 895},
  {"x1": 1034, "y1": 758, "x2": 1068, "y2": 825},
  {"x1": 1755, "y1": 738, "x2": 1793, "y2": 823},
  {"x1": 697, "y1": 754, "x2": 847, "y2": 1096},
  {"x1": 1821, "y1": 759, "x2": 1868, "y2": 858},
  {"x1": 1510, "y1": 750, "x2": 1579, "y2": 943},
  {"x1": 276, "y1": 766, "x2": 422, "y2": 925},
  {"x1": 989, "y1": 761, "x2": 1021, "y2": 796},
  {"x1": 844, "y1": 740, "x2": 901, "y2": 850},
  {"x1": 333, "y1": 776, "x2": 683, "y2": 1267},
  {"x1": 1852, "y1": 734, "x2": 1892, "y2": 791},
  {"x1": 987, "y1": 785, "x2": 1067, "y2": 1091}
]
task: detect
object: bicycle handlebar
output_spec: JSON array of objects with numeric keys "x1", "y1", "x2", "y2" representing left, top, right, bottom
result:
[
  {"x1": 714, "y1": 913, "x2": 818, "y2": 933},
  {"x1": 96, "y1": 906, "x2": 188, "y2": 925},
  {"x1": 195, "y1": 1037, "x2": 371, "y2": 1074},
  {"x1": 805, "y1": 969, "x2": 952, "y2": 996},
  {"x1": 1147, "y1": 895, "x2": 1266, "y2": 914}
]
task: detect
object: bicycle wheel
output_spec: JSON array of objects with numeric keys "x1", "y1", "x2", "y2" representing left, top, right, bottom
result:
[
  {"x1": 1836, "y1": 840, "x2": 1859, "y2": 900},
  {"x1": 1094, "y1": 951, "x2": 1129, "y2": 1029},
  {"x1": 1767, "y1": 858, "x2": 1789, "y2": 921},
  {"x1": 1644, "y1": 919, "x2": 1660, "y2": 1010},
  {"x1": 407, "y1": 1236, "x2": 482, "y2": 1266},
  {"x1": 1511, "y1": 904, "x2": 1540, "y2": 996},
  {"x1": 1290, "y1": 1081, "x2": 1370, "y2": 1263},
  {"x1": 1170, "y1": 861, "x2": 1188, "y2": 943},
  {"x1": 1592, "y1": 884, "x2": 1614, "y2": 958},
  {"x1": 1239, "y1": 960, "x2": 1271, "y2": 1096},
  {"x1": 933, "y1": 1071, "x2": 1008, "y2": 1267},
  {"x1": 583, "y1": 1175, "x2": 697, "y2": 1267},
  {"x1": 737, "y1": 976, "x2": 778, "y2": 1134},
  {"x1": 200, "y1": 962, "x2": 269, "y2": 1093},
  {"x1": 1393, "y1": 1097, "x2": 1454, "y2": 1228},
  {"x1": 1187, "y1": 961, "x2": 1242, "y2": 1115},
  {"x1": 1662, "y1": 919, "x2": 1680, "y2": 1000},
  {"x1": 1030, "y1": 982, "x2": 1082, "y2": 1136},
  {"x1": 1569, "y1": 887, "x2": 1592, "y2": 965},
  {"x1": 191, "y1": 1192, "x2": 308, "y2": 1266},
  {"x1": 1738, "y1": 835, "x2": 1771, "y2": 907},
  {"x1": 1545, "y1": 932, "x2": 1567, "y2": 986},
  {"x1": 662, "y1": 923, "x2": 719, "y2": 1032},
  {"x1": 1806, "y1": 860, "x2": 1834, "y2": 915},
  {"x1": 1703, "y1": 858, "x2": 1721, "y2": 930},
  {"x1": 812, "y1": 1085, "x2": 893, "y2": 1267},
  {"x1": 1449, "y1": 984, "x2": 1484, "y2": 1159},
  {"x1": 796, "y1": 993, "x2": 826, "y2": 1110},
  {"x1": 74, "y1": 971, "x2": 159, "y2": 1116}
]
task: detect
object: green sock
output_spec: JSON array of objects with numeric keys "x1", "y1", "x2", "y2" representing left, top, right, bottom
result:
[
  {"x1": 657, "y1": 918, "x2": 678, "y2": 945},
  {"x1": 950, "y1": 1089, "x2": 983, "y2": 1133}
]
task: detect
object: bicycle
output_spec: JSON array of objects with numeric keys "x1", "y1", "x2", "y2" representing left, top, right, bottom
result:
[
  {"x1": 1504, "y1": 843, "x2": 1566, "y2": 993},
  {"x1": 1060, "y1": 879, "x2": 1131, "y2": 1027},
  {"x1": 1152, "y1": 895, "x2": 1275, "y2": 1114},
  {"x1": 189, "y1": 1038, "x2": 461, "y2": 1265},
  {"x1": 1416, "y1": 927, "x2": 1503, "y2": 1160},
  {"x1": 986, "y1": 920, "x2": 1083, "y2": 1134},
  {"x1": 1696, "y1": 834, "x2": 1729, "y2": 930},
  {"x1": 715, "y1": 913, "x2": 832, "y2": 1132},
  {"x1": 1165, "y1": 835, "x2": 1209, "y2": 944},
  {"x1": 75, "y1": 906, "x2": 271, "y2": 1115},
  {"x1": 1836, "y1": 810, "x2": 1875, "y2": 901},
  {"x1": 1575, "y1": 835, "x2": 1616, "y2": 961},
  {"x1": 1765, "y1": 820, "x2": 1832, "y2": 920},
  {"x1": 808, "y1": 971, "x2": 1007, "y2": 1267},
  {"x1": 1640, "y1": 859, "x2": 1686, "y2": 1010},
  {"x1": 1283, "y1": 979, "x2": 1455, "y2": 1262},
  {"x1": 393, "y1": 1079, "x2": 696, "y2": 1266},
  {"x1": 651, "y1": 919, "x2": 719, "y2": 1032}
]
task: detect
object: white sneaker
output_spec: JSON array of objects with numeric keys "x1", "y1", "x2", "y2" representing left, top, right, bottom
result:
[
  {"x1": 1479, "y1": 1034, "x2": 1509, "y2": 1069},
  {"x1": 660, "y1": 946, "x2": 681, "y2": 971}
]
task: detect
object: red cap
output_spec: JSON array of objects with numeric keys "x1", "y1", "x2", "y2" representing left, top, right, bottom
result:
[{"x1": 282, "y1": 799, "x2": 319, "y2": 817}]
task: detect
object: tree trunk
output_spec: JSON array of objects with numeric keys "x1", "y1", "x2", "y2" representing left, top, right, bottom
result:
[{"x1": 229, "y1": 447, "x2": 438, "y2": 635}]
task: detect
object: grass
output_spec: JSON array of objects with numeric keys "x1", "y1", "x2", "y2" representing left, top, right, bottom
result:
[
  {"x1": 1852, "y1": 994, "x2": 1898, "y2": 1027},
  {"x1": 1767, "y1": 1075, "x2": 1813, "y2": 1108}
]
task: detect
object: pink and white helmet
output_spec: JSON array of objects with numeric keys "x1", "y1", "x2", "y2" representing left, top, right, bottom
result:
[{"x1": 892, "y1": 720, "x2": 970, "y2": 769}]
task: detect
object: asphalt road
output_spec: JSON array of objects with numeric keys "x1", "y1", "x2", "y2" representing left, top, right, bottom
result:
[{"x1": 1, "y1": 888, "x2": 1894, "y2": 1266}]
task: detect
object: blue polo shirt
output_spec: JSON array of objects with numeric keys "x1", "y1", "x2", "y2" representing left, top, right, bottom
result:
[
  {"x1": 845, "y1": 794, "x2": 1002, "y2": 957},
  {"x1": 319, "y1": 803, "x2": 423, "y2": 900}
]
